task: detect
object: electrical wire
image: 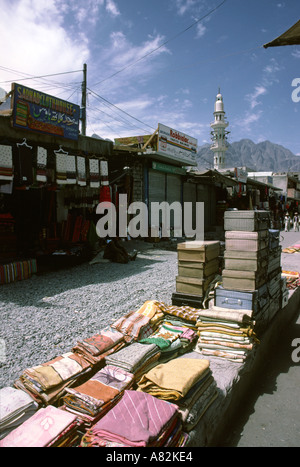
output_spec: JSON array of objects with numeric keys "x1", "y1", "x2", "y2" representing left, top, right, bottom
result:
[
  {"x1": 91, "y1": 0, "x2": 227, "y2": 88},
  {"x1": 88, "y1": 87, "x2": 156, "y2": 132},
  {"x1": 0, "y1": 66, "x2": 82, "y2": 85}
]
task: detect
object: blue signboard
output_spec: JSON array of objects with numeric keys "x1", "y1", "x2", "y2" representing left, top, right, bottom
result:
[{"x1": 11, "y1": 83, "x2": 80, "y2": 140}]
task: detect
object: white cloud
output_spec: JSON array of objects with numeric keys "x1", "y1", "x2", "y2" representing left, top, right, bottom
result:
[
  {"x1": 246, "y1": 86, "x2": 267, "y2": 109},
  {"x1": 196, "y1": 23, "x2": 207, "y2": 38},
  {"x1": 0, "y1": 0, "x2": 89, "y2": 95},
  {"x1": 292, "y1": 49, "x2": 300, "y2": 59},
  {"x1": 106, "y1": 0, "x2": 120, "y2": 16}
]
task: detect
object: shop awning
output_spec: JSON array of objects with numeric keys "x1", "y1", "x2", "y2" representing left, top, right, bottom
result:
[
  {"x1": 190, "y1": 169, "x2": 240, "y2": 187},
  {"x1": 263, "y1": 19, "x2": 300, "y2": 48}
]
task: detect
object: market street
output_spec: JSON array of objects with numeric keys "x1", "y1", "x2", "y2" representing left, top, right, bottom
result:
[{"x1": 0, "y1": 231, "x2": 299, "y2": 447}]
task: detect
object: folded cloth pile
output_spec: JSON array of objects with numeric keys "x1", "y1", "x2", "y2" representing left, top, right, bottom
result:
[
  {"x1": 80, "y1": 389, "x2": 188, "y2": 447},
  {"x1": 136, "y1": 357, "x2": 210, "y2": 401},
  {"x1": 195, "y1": 307, "x2": 259, "y2": 363},
  {"x1": 14, "y1": 352, "x2": 92, "y2": 406},
  {"x1": 139, "y1": 321, "x2": 198, "y2": 362},
  {"x1": 0, "y1": 405, "x2": 84, "y2": 447},
  {"x1": 135, "y1": 300, "x2": 168, "y2": 328},
  {"x1": 163, "y1": 305, "x2": 201, "y2": 331},
  {"x1": 72, "y1": 326, "x2": 126, "y2": 368},
  {"x1": 136, "y1": 357, "x2": 218, "y2": 431},
  {"x1": 62, "y1": 365, "x2": 134, "y2": 427},
  {"x1": 175, "y1": 368, "x2": 219, "y2": 431},
  {"x1": 0, "y1": 387, "x2": 39, "y2": 439},
  {"x1": 105, "y1": 342, "x2": 161, "y2": 380}
]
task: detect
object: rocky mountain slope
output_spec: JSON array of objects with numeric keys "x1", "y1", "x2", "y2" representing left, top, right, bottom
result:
[{"x1": 196, "y1": 139, "x2": 300, "y2": 172}]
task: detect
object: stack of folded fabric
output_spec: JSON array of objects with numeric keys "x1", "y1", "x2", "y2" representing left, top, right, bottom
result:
[
  {"x1": 136, "y1": 357, "x2": 218, "y2": 432},
  {"x1": 111, "y1": 300, "x2": 167, "y2": 344},
  {"x1": 176, "y1": 365, "x2": 218, "y2": 432},
  {"x1": 72, "y1": 326, "x2": 126, "y2": 369},
  {"x1": 135, "y1": 300, "x2": 168, "y2": 328},
  {"x1": 62, "y1": 365, "x2": 134, "y2": 427},
  {"x1": 163, "y1": 304, "x2": 201, "y2": 331},
  {"x1": 195, "y1": 307, "x2": 259, "y2": 363},
  {"x1": 139, "y1": 321, "x2": 198, "y2": 362},
  {"x1": 105, "y1": 342, "x2": 161, "y2": 381},
  {"x1": 0, "y1": 387, "x2": 39, "y2": 440},
  {"x1": 80, "y1": 390, "x2": 188, "y2": 447},
  {"x1": 0, "y1": 405, "x2": 84, "y2": 447},
  {"x1": 14, "y1": 352, "x2": 92, "y2": 406}
]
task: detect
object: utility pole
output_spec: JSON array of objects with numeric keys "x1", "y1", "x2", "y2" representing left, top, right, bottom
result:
[{"x1": 81, "y1": 63, "x2": 87, "y2": 135}]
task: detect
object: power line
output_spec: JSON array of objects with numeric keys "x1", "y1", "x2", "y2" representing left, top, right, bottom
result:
[
  {"x1": 0, "y1": 66, "x2": 82, "y2": 85},
  {"x1": 91, "y1": 0, "x2": 228, "y2": 88},
  {"x1": 88, "y1": 87, "x2": 156, "y2": 132}
]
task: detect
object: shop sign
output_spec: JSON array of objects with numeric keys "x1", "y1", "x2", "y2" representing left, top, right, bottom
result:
[
  {"x1": 152, "y1": 161, "x2": 186, "y2": 175},
  {"x1": 157, "y1": 123, "x2": 197, "y2": 165},
  {"x1": 114, "y1": 134, "x2": 153, "y2": 147},
  {"x1": 11, "y1": 83, "x2": 80, "y2": 140}
]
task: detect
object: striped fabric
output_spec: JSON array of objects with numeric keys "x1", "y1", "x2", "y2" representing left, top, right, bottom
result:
[{"x1": 0, "y1": 259, "x2": 37, "y2": 285}]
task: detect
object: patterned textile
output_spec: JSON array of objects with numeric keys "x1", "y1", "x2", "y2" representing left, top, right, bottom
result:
[
  {"x1": 0, "y1": 387, "x2": 38, "y2": 439},
  {"x1": 73, "y1": 326, "x2": 126, "y2": 368},
  {"x1": 178, "y1": 381, "x2": 219, "y2": 431},
  {"x1": 0, "y1": 259, "x2": 37, "y2": 285},
  {"x1": 111, "y1": 310, "x2": 155, "y2": 343},
  {"x1": 164, "y1": 304, "x2": 202, "y2": 323},
  {"x1": 137, "y1": 357, "x2": 210, "y2": 401},
  {"x1": 66, "y1": 155, "x2": 76, "y2": 184},
  {"x1": 139, "y1": 322, "x2": 185, "y2": 350},
  {"x1": 0, "y1": 405, "x2": 83, "y2": 447},
  {"x1": 105, "y1": 343, "x2": 160, "y2": 378},
  {"x1": 89, "y1": 159, "x2": 100, "y2": 188},
  {"x1": 36, "y1": 147, "x2": 47, "y2": 182},
  {"x1": 80, "y1": 390, "x2": 181, "y2": 447},
  {"x1": 136, "y1": 300, "x2": 167, "y2": 327},
  {"x1": 0, "y1": 145, "x2": 13, "y2": 181},
  {"x1": 55, "y1": 152, "x2": 67, "y2": 184},
  {"x1": 14, "y1": 352, "x2": 92, "y2": 405},
  {"x1": 77, "y1": 156, "x2": 86, "y2": 186},
  {"x1": 63, "y1": 365, "x2": 134, "y2": 423},
  {"x1": 195, "y1": 307, "x2": 259, "y2": 363}
]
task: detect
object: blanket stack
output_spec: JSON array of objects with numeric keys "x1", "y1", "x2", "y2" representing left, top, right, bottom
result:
[
  {"x1": 0, "y1": 387, "x2": 38, "y2": 440},
  {"x1": 105, "y1": 342, "x2": 161, "y2": 381},
  {"x1": 110, "y1": 300, "x2": 167, "y2": 343},
  {"x1": 72, "y1": 326, "x2": 126, "y2": 369},
  {"x1": 14, "y1": 352, "x2": 92, "y2": 406},
  {"x1": 80, "y1": 390, "x2": 188, "y2": 447},
  {"x1": 61, "y1": 365, "x2": 134, "y2": 427},
  {"x1": 195, "y1": 307, "x2": 259, "y2": 363},
  {"x1": 138, "y1": 321, "x2": 198, "y2": 362},
  {"x1": 136, "y1": 357, "x2": 218, "y2": 432},
  {"x1": 0, "y1": 405, "x2": 84, "y2": 447}
]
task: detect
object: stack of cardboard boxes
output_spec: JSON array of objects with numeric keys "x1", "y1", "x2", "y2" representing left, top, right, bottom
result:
[
  {"x1": 172, "y1": 240, "x2": 220, "y2": 308},
  {"x1": 215, "y1": 210, "x2": 283, "y2": 334}
]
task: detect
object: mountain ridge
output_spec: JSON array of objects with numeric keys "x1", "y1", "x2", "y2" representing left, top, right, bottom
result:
[{"x1": 196, "y1": 139, "x2": 300, "y2": 172}]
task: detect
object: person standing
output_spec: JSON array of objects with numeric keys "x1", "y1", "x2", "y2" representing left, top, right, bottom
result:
[
  {"x1": 284, "y1": 212, "x2": 291, "y2": 232},
  {"x1": 293, "y1": 212, "x2": 299, "y2": 232}
]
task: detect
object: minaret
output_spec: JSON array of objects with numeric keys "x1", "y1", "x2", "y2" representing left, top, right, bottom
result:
[{"x1": 210, "y1": 89, "x2": 230, "y2": 170}]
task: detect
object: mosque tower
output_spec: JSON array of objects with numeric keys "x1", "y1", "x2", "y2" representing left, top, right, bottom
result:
[{"x1": 210, "y1": 89, "x2": 230, "y2": 170}]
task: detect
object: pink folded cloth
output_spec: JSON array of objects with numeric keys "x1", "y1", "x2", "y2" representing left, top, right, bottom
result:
[
  {"x1": 0, "y1": 405, "x2": 77, "y2": 447},
  {"x1": 81, "y1": 390, "x2": 178, "y2": 447}
]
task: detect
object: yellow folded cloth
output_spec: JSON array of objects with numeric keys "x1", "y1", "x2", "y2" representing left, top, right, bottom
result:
[{"x1": 136, "y1": 357, "x2": 210, "y2": 401}]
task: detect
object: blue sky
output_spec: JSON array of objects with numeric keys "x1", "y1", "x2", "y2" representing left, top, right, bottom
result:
[{"x1": 0, "y1": 0, "x2": 299, "y2": 155}]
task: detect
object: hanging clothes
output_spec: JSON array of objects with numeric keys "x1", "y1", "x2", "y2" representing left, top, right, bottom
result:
[
  {"x1": 36, "y1": 147, "x2": 47, "y2": 183},
  {"x1": 0, "y1": 145, "x2": 13, "y2": 181},
  {"x1": 14, "y1": 143, "x2": 33, "y2": 186}
]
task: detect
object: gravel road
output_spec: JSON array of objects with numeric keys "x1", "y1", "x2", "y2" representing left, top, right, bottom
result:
[{"x1": 0, "y1": 240, "x2": 178, "y2": 388}]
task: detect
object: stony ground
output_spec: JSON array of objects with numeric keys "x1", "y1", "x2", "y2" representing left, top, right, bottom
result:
[{"x1": 0, "y1": 240, "x2": 178, "y2": 388}]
